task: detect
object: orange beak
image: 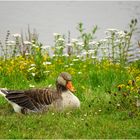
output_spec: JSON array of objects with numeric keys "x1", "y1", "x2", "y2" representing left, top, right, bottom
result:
[{"x1": 66, "y1": 81, "x2": 76, "y2": 93}]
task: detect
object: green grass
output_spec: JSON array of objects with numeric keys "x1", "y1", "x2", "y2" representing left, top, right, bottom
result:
[
  {"x1": 0, "y1": 85, "x2": 140, "y2": 139},
  {"x1": 0, "y1": 19, "x2": 140, "y2": 138},
  {"x1": 0, "y1": 58, "x2": 140, "y2": 139},
  {"x1": 0, "y1": 94, "x2": 140, "y2": 139}
]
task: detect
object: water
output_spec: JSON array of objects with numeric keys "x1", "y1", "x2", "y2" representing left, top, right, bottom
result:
[{"x1": 0, "y1": 1, "x2": 140, "y2": 46}]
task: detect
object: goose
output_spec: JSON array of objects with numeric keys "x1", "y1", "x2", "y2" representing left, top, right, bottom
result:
[{"x1": 0, "y1": 72, "x2": 80, "y2": 114}]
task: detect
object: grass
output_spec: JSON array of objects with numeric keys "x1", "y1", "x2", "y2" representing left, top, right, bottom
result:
[
  {"x1": 0, "y1": 59, "x2": 140, "y2": 139},
  {"x1": 0, "y1": 93, "x2": 140, "y2": 139},
  {"x1": 0, "y1": 19, "x2": 140, "y2": 138}
]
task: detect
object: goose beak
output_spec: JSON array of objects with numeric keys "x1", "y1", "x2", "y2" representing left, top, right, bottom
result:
[{"x1": 66, "y1": 81, "x2": 76, "y2": 93}]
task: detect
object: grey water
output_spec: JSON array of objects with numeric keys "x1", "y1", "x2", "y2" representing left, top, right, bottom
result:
[{"x1": 0, "y1": 1, "x2": 140, "y2": 48}]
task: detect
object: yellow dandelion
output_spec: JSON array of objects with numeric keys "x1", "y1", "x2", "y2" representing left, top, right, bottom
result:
[
  {"x1": 117, "y1": 84, "x2": 125, "y2": 91},
  {"x1": 136, "y1": 76, "x2": 140, "y2": 82},
  {"x1": 128, "y1": 80, "x2": 132, "y2": 86},
  {"x1": 126, "y1": 85, "x2": 130, "y2": 90}
]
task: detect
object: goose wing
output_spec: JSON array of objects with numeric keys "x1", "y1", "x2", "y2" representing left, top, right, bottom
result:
[{"x1": 6, "y1": 88, "x2": 60, "y2": 112}]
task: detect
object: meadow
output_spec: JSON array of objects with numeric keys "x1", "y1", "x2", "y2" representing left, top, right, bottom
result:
[{"x1": 0, "y1": 19, "x2": 140, "y2": 139}]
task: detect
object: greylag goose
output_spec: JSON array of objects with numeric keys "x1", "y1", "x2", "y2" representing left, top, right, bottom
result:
[{"x1": 0, "y1": 72, "x2": 80, "y2": 114}]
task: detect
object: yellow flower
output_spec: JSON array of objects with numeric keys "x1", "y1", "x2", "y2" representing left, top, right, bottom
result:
[
  {"x1": 117, "y1": 84, "x2": 125, "y2": 90},
  {"x1": 136, "y1": 76, "x2": 140, "y2": 82},
  {"x1": 128, "y1": 80, "x2": 132, "y2": 86},
  {"x1": 126, "y1": 85, "x2": 130, "y2": 90},
  {"x1": 130, "y1": 87, "x2": 134, "y2": 91}
]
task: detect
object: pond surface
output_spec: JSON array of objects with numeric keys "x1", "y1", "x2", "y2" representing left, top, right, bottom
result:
[{"x1": 0, "y1": 1, "x2": 140, "y2": 46}]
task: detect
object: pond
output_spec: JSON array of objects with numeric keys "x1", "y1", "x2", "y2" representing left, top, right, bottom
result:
[{"x1": 0, "y1": 1, "x2": 140, "y2": 45}]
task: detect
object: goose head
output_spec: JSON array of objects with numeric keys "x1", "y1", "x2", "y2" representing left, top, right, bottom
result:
[{"x1": 56, "y1": 72, "x2": 76, "y2": 93}]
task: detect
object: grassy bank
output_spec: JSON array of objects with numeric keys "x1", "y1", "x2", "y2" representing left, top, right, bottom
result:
[
  {"x1": 0, "y1": 57, "x2": 140, "y2": 139},
  {"x1": 0, "y1": 19, "x2": 140, "y2": 138}
]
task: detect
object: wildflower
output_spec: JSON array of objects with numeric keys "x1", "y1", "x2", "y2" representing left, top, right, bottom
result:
[
  {"x1": 126, "y1": 85, "x2": 130, "y2": 90},
  {"x1": 30, "y1": 64, "x2": 36, "y2": 67},
  {"x1": 71, "y1": 39, "x2": 78, "y2": 43},
  {"x1": 125, "y1": 35, "x2": 130, "y2": 39},
  {"x1": 69, "y1": 63, "x2": 74, "y2": 66},
  {"x1": 76, "y1": 55, "x2": 82, "y2": 58},
  {"x1": 55, "y1": 46, "x2": 63, "y2": 49},
  {"x1": 53, "y1": 33, "x2": 60, "y2": 37},
  {"x1": 58, "y1": 38, "x2": 65, "y2": 42},
  {"x1": 66, "y1": 43, "x2": 72, "y2": 46},
  {"x1": 136, "y1": 99, "x2": 140, "y2": 107},
  {"x1": 12, "y1": 33, "x2": 21, "y2": 38},
  {"x1": 41, "y1": 45, "x2": 51, "y2": 49},
  {"x1": 77, "y1": 42, "x2": 83, "y2": 46},
  {"x1": 114, "y1": 39, "x2": 120, "y2": 44},
  {"x1": 117, "y1": 31, "x2": 126, "y2": 38},
  {"x1": 89, "y1": 41, "x2": 96, "y2": 45},
  {"x1": 62, "y1": 54, "x2": 69, "y2": 57},
  {"x1": 98, "y1": 109, "x2": 102, "y2": 112},
  {"x1": 117, "y1": 103, "x2": 120, "y2": 107},
  {"x1": 43, "y1": 71, "x2": 50, "y2": 73},
  {"x1": 117, "y1": 84, "x2": 125, "y2": 91},
  {"x1": 66, "y1": 112, "x2": 70, "y2": 115},
  {"x1": 81, "y1": 51, "x2": 88, "y2": 55},
  {"x1": 6, "y1": 40, "x2": 15, "y2": 45},
  {"x1": 31, "y1": 73, "x2": 35, "y2": 76},
  {"x1": 95, "y1": 42, "x2": 100, "y2": 46},
  {"x1": 52, "y1": 113, "x2": 55, "y2": 115},
  {"x1": 130, "y1": 87, "x2": 134, "y2": 91},
  {"x1": 52, "y1": 54, "x2": 56, "y2": 57},
  {"x1": 107, "y1": 28, "x2": 118, "y2": 32},
  {"x1": 43, "y1": 61, "x2": 52, "y2": 65},
  {"x1": 84, "y1": 113, "x2": 87, "y2": 117},
  {"x1": 92, "y1": 56, "x2": 96, "y2": 59},
  {"x1": 32, "y1": 44, "x2": 36, "y2": 48},
  {"x1": 88, "y1": 50, "x2": 95, "y2": 54},
  {"x1": 128, "y1": 80, "x2": 133, "y2": 86},
  {"x1": 29, "y1": 84, "x2": 35, "y2": 88},
  {"x1": 128, "y1": 80, "x2": 135, "y2": 86},
  {"x1": 24, "y1": 41, "x2": 32, "y2": 45},
  {"x1": 95, "y1": 112, "x2": 98, "y2": 115},
  {"x1": 136, "y1": 76, "x2": 140, "y2": 82},
  {"x1": 78, "y1": 72, "x2": 82, "y2": 74},
  {"x1": 105, "y1": 36, "x2": 112, "y2": 39},
  {"x1": 48, "y1": 84, "x2": 52, "y2": 88},
  {"x1": 28, "y1": 67, "x2": 35, "y2": 71},
  {"x1": 99, "y1": 39, "x2": 107, "y2": 43},
  {"x1": 72, "y1": 59, "x2": 79, "y2": 62},
  {"x1": 64, "y1": 65, "x2": 69, "y2": 68},
  {"x1": 25, "y1": 52, "x2": 30, "y2": 56}
]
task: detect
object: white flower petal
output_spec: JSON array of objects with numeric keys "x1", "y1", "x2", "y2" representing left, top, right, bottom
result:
[
  {"x1": 43, "y1": 61, "x2": 52, "y2": 65},
  {"x1": 12, "y1": 33, "x2": 21, "y2": 38},
  {"x1": 24, "y1": 41, "x2": 32, "y2": 45}
]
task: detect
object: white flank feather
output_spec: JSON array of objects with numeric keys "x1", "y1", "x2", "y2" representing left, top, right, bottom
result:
[
  {"x1": 0, "y1": 88, "x2": 22, "y2": 113},
  {"x1": 0, "y1": 88, "x2": 7, "y2": 97}
]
